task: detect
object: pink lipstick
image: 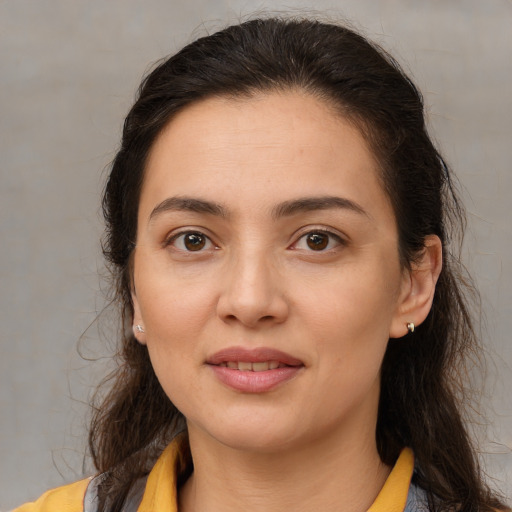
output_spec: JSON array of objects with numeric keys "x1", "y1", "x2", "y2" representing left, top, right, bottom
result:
[{"x1": 206, "y1": 347, "x2": 304, "y2": 393}]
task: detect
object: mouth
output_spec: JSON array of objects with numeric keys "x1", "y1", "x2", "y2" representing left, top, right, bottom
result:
[
  {"x1": 206, "y1": 346, "x2": 303, "y2": 368},
  {"x1": 206, "y1": 347, "x2": 304, "y2": 393},
  {"x1": 216, "y1": 361, "x2": 288, "y2": 371}
]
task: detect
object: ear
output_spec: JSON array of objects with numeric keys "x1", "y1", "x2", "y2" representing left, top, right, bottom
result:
[
  {"x1": 131, "y1": 290, "x2": 147, "y2": 345},
  {"x1": 389, "y1": 235, "x2": 443, "y2": 338}
]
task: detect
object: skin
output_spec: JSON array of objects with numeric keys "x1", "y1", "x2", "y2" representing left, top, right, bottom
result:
[{"x1": 131, "y1": 91, "x2": 442, "y2": 512}]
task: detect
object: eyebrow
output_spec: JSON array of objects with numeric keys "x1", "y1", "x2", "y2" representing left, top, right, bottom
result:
[
  {"x1": 271, "y1": 196, "x2": 369, "y2": 220},
  {"x1": 148, "y1": 195, "x2": 369, "y2": 223},
  {"x1": 149, "y1": 197, "x2": 228, "y2": 223}
]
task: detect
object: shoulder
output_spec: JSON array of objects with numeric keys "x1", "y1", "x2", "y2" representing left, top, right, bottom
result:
[
  {"x1": 11, "y1": 435, "x2": 186, "y2": 512},
  {"x1": 11, "y1": 478, "x2": 91, "y2": 512}
]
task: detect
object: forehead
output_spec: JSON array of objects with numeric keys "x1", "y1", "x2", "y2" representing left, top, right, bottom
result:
[
  {"x1": 150, "y1": 91, "x2": 372, "y2": 159},
  {"x1": 140, "y1": 91, "x2": 393, "y2": 224}
]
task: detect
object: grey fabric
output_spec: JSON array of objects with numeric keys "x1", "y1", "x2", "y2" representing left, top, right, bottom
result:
[
  {"x1": 83, "y1": 490, "x2": 95, "y2": 512},
  {"x1": 83, "y1": 476, "x2": 100, "y2": 512},
  {"x1": 404, "y1": 483, "x2": 430, "y2": 512}
]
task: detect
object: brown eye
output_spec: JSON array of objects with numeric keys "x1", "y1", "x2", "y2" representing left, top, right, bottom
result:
[
  {"x1": 292, "y1": 230, "x2": 344, "y2": 252},
  {"x1": 183, "y1": 232, "x2": 206, "y2": 251},
  {"x1": 306, "y1": 232, "x2": 329, "y2": 250},
  {"x1": 169, "y1": 231, "x2": 214, "y2": 252}
]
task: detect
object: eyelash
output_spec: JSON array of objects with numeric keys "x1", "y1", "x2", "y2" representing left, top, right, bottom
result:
[{"x1": 165, "y1": 228, "x2": 346, "y2": 253}]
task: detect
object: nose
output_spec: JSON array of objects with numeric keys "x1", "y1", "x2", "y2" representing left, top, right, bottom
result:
[{"x1": 216, "y1": 251, "x2": 289, "y2": 329}]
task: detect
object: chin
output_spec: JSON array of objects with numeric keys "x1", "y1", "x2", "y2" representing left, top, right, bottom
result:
[{"x1": 187, "y1": 412, "x2": 305, "y2": 454}]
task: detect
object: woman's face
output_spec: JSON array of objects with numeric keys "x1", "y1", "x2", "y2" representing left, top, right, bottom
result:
[{"x1": 132, "y1": 92, "x2": 410, "y2": 453}]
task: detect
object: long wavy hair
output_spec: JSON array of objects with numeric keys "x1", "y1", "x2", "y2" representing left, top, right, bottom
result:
[{"x1": 90, "y1": 17, "x2": 508, "y2": 511}]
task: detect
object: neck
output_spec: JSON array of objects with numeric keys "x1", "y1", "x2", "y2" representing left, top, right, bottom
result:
[{"x1": 179, "y1": 424, "x2": 390, "y2": 512}]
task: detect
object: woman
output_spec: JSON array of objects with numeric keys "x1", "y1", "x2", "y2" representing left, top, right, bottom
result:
[{"x1": 14, "y1": 16, "x2": 509, "y2": 512}]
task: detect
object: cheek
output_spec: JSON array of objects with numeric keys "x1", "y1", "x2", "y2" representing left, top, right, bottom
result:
[
  {"x1": 136, "y1": 262, "x2": 218, "y2": 332},
  {"x1": 294, "y1": 261, "x2": 401, "y2": 336},
  {"x1": 292, "y1": 256, "x2": 401, "y2": 386},
  {"x1": 133, "y1": 266, "x2": 220, "y2": 396},
  {"x1": 138, "y1": 280, "x2": 209, "y2": 409}
]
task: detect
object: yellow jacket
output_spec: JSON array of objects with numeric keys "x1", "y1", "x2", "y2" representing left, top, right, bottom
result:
[{"x1": 13, "y1": 441, "x2": 419, "y2": 512}]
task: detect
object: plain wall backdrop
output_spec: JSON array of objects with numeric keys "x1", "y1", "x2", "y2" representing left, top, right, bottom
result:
[{"x1": 1, "y1": 0, "x2": 511, "y2": 508}]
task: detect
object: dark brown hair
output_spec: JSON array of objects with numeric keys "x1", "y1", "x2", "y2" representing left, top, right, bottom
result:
[{"x1": 90, "y1": 16, "x2": 508, "y2": 511}]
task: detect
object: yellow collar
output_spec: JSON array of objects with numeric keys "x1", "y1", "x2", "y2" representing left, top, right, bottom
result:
[
  {"x1": 368, "y1": 447, "x2": 414, "y2": 512},
  {"x1": 137, "y1": 437, "x2": 183, "y2": 512},
  {"x1": 137, "y1": 439, "x2": 414, "y2": 512}
]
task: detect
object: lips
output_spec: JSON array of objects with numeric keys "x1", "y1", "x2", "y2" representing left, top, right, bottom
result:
[
  {"x1": 206, "y1": 347, "x2": 304, "y2": 393},
  {"x1": 207, "y1": 347, "x2": 303, "y2": 367}
]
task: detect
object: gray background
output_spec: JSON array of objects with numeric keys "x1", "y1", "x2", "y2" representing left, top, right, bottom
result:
[{"x1": 1, "y1": 0, "x2": 511, "y2": 508}]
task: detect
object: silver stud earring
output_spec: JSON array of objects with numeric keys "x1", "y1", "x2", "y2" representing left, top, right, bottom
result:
[
  {"x1": 135, "y1": 324, "x2": 145, "y2": 334},
  {"x1": 406, "y1": 322, "x2": 415, "y2": 333}
]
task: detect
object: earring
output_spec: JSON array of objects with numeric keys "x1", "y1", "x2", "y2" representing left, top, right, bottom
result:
[
  {"x1": 135, "y1": 324, "x2": 145, "y2": 334},
  {"x1": 406, "y1": 322, "x2": 415, "y2": 333}
]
